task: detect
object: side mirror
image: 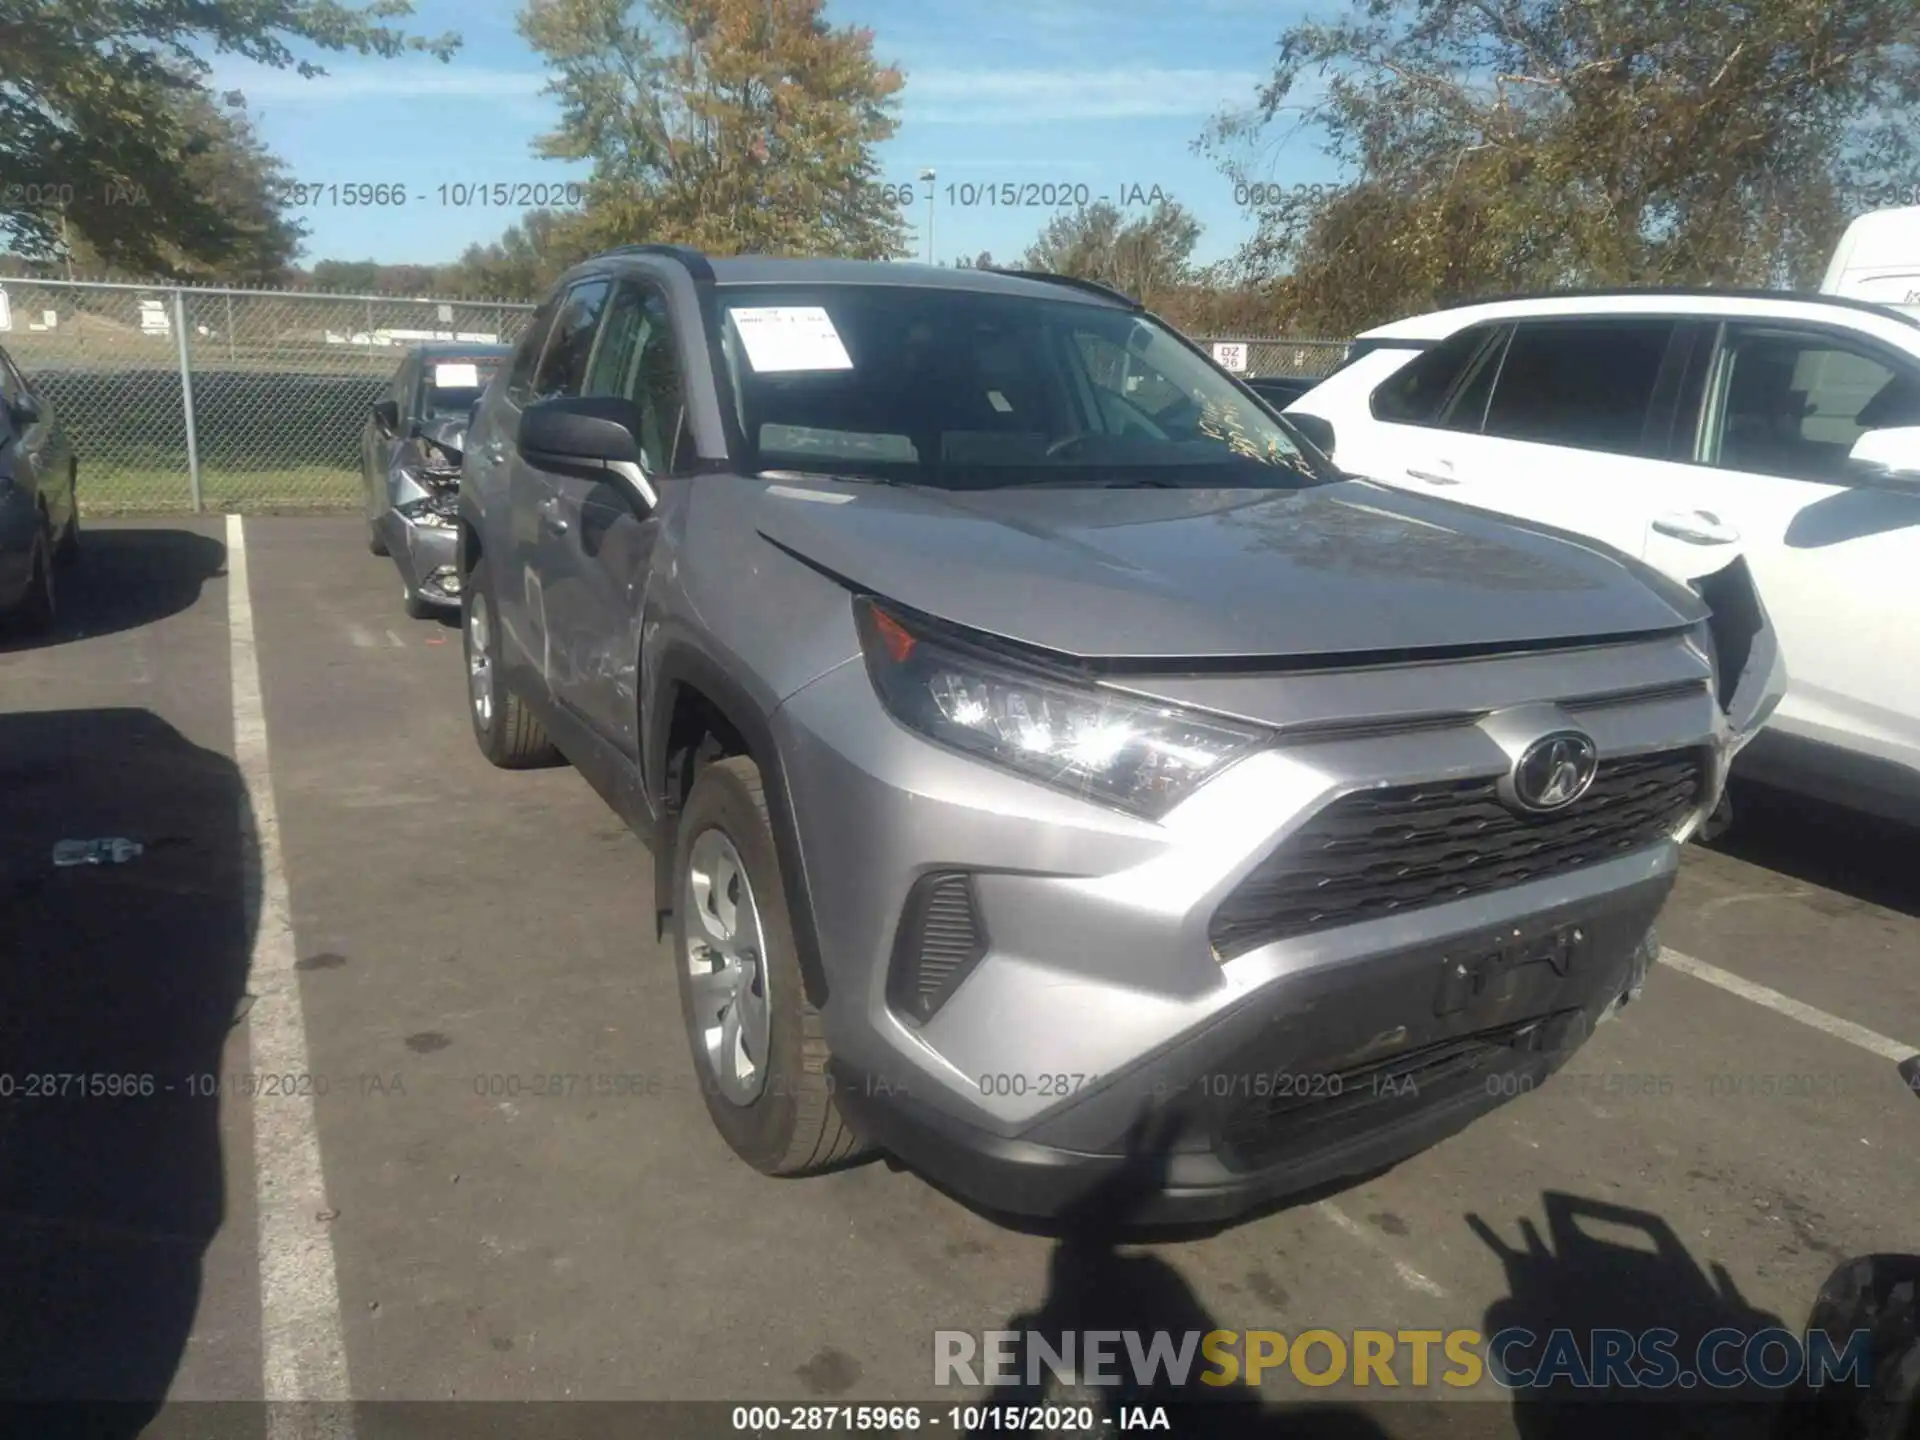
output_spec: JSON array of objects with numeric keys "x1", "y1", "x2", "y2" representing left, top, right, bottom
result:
[
  {"x1": 1847, "y1": 427, "x2": 1920, "y2": 493},
  {"x1": 371, "y1": 399, "x2": 400, "y2": 437},
  {"x1": 8, "y1": 395, "x2": 40, "y2": 429},
  {"x1": 1288, "y1": 411, "x2": 1336, "y2": 457},
  {"x1": 517, "y1": 395, "x2": 658, "y2": 512}
]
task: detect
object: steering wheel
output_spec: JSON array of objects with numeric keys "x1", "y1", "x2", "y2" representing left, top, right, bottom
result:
[{"x1": 1045, "y1": 431, "x2": 1096, "y2": 459}]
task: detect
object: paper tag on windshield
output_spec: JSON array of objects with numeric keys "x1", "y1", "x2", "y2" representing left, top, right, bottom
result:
[
  {"x1": 731, "y1": 307, "x2": 854, "y2": 373},
  {"x1": 434, "y1": 362, "x2": 480, "y2": 388}
]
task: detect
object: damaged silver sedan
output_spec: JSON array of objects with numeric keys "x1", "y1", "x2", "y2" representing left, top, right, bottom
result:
[{"x1": 360, "y1": 344, "x2": 511, "y2": 617}]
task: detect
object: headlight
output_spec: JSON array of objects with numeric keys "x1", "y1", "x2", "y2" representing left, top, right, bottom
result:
[{"x1": 854, "y1": 597, "x2": 1265, "y2": 819}]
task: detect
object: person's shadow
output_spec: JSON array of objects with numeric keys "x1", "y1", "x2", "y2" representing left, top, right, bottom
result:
[
  {"x1": 968, "y1": 1102, "x2": 1395, "y2": 1438},
  {"x1": 0, "y1": 707, "x2": 255, "y2": 1437},
  {"x1": 1472, "y1": 1192, "x2": 1788, "y2": 1439}
]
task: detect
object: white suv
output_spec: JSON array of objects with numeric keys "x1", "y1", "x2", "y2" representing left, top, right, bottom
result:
[{"x1": 1286, "y1": 290, "x2": 1920, "y2": 826}]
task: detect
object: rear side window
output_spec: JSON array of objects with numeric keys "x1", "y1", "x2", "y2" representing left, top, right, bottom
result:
[
  {"x1": 583, "y1": 282, "x2": 695, "y2": 475},
  {"x1": 506, "y1": 297, "x2": 560, "y2": 400},
  {"x1": 1371, "y1": 326, "x2": 1501, "y2": 423},
  {"x1": 1481, "y1": 320, "x2": 1677, "y2": 455},
  {"x1": 531, "y1": 279, "x2": 612, "y2": 400}
]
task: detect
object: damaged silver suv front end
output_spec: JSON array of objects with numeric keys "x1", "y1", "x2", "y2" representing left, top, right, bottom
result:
[{"x1": 377, "y1": 414, "x2": 466, "y2": 616}]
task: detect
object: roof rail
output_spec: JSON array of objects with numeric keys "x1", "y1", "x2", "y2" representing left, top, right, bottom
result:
[
  {"x1": 990, "y1": 268, "x2": 1140, "y2": 309},
  {"x1": 593, "y1": 243, "x2": 715, "y2": 282},
  {"x1": 1434, "y1": 285, "x2": 1920, "y2": 329}
]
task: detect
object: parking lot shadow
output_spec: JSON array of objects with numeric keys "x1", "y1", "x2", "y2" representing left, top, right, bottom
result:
[
  {"x1": 1471, "y1": 1191, "x2": 1787, "y2": 1439},
  {"x1": 967, "y1": 1104, "x2": 1396, "y2": 1438},
  {"x1": 0, "y1": 526, "x2": 227, "y2": 653},
  {"x1": 0, "y1": 707, "x2": 252, "y2": 1429},
  {"x1": 1708, "y1": 779, "x2": 1919, "y2": 919}
]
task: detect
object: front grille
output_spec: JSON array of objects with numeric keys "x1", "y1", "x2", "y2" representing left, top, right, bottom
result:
[
  {"x1": 886, "y1": 873, "x2": 988, "y2": 1024},
  {"x1": 1210, "y1": 748, "x2": 1705, "y2": 958}
]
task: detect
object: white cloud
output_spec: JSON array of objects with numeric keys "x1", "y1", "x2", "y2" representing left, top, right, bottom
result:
[
  {"x1": 903, "y1": 67, "x2": 1263, "y2": 124},
  {"x1": 214, "y1": 61, "x2": 552, "y2": 104}
]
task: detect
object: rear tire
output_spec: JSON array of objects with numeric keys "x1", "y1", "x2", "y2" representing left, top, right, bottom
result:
[
  {"x1": 368, "y1": 520, "x2": 389, "y2": 557},
  {"x1": 1775, "y1": 1254, "x2": 1920, "y2": 1440},
  {"x1": 462, "y1": 554, "x2": 560, "y2": 768},
  {"x1": 672, "y1": 755, "x2": 863, "y2": 1176}
]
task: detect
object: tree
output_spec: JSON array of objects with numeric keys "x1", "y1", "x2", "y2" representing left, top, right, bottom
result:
[
  {"x1": 1205, "y1": 0, "x2": 1920, "y2": 334},
  {"x1": 0, "y1": 2, "x2": 454, "y2": 276},
  {"x1": 519, "y1": 0, "x2": 908, "y2": 259},
  {"x1": 1021, "y1": 199, "x2": 1201, "y2": 305},
  {"x1": 20, "y1": 84, "x2": 306, "y2": 284},
  {"x1": 439, "y1": 208, "x2": 596, "y2": 299},
  {"x1": 170, "y1": 89, "x2": 307, "y2": 283},
  {"x1": 307, "y1": 260, "x2": 384, "y2": 293}
]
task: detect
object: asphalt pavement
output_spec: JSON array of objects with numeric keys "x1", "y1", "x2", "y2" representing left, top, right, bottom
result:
[{"x1": 1, "y1": 517, "x2": 1915, "y2": 1439}]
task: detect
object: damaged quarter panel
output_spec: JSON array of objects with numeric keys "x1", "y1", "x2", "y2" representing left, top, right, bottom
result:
[{"x1": 636, "y1": 470, "x2": 870, "y2": 789}]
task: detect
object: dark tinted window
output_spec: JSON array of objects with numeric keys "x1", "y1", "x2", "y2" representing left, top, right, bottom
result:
[
  {"x1": 506, "y1": 296, "x2": 560, "y2": 399},
  {"x1": 1709, "y1": 327, "x2": 1920, "y2": 483},
  {"x1": 533, "y1": 280, "x2": 612, "y2": 399},
  {"x1": 1371, "y1": 326, "x2": 1499, "y2": 423},
  {"x1": 1481, "y1": 320, "x2": 1676, "y2": 454},
  {"x1": 584, "y1": 284, "x2": 694, "y2": 475}
]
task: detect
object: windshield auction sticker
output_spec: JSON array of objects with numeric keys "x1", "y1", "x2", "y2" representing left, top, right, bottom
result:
[
  {"x1": 433, "y1": 362, "x2": 481, "y2": 388},
  {"x1": 730, "y1": 306, "x2": 855, "y2": 372}
]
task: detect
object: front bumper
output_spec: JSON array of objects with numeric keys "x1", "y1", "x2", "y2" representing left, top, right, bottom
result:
[
  {"x1": 770, "y1": 629, "x2": 1735, "y2": 1222},
  {"x1": 831, "y1": 911, "x2": 1664, "y2": 1224},
  {"x1": 377, "y1": 503, "x2": 460, "y2": 610}
]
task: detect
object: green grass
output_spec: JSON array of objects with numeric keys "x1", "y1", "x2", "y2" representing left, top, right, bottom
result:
[{"x1": 79, "y1": 465, "x2": 359, "y2": 515}]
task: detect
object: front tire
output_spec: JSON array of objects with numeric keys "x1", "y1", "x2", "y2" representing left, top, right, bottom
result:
[
  {"x1": 462, "y1": 554, "x2": 560, "y2": 768},
  {"x1": 53, "y1": 493, "x2": 79, "y2": 568},
  {"x1": 672, "y1": 755, "x2": 861, "y2": 1176}
]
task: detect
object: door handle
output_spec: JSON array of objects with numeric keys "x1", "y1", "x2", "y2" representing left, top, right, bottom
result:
[
  {"x1": 1651, "y1": 510, "x2": 1739, "y2": 546},
  {"x1": 1407, "y1": 467, "x2": 1459, "y2": 486},
  {"x1": 537, "y1": 497, "x2": 569, "y2": 535}
]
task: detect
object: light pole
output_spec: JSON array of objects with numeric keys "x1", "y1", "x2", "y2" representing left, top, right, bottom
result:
[{"x1": 918, "y1": 168, "x2": 936, "y2": 265}]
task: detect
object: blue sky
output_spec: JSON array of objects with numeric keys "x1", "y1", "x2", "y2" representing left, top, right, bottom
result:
[{"x1": 208, "y1": 0, "x2": 1336, "y2": 274}]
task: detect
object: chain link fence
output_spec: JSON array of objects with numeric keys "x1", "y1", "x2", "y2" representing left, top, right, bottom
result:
[
  {"x1": 1196, "y1": 336, "x2": 1351, "y2": 379},
  {"x1": 0, "y1": 277, "x2": 537, "y2": 513},
  {"x1": 0, "y1": 275, "x2": 1346, "y2": 514}
]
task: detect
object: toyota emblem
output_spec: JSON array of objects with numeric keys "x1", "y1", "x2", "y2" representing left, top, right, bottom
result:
[{"x1": 1506, "y1": 731, "x2": 1600, "y2": 813}]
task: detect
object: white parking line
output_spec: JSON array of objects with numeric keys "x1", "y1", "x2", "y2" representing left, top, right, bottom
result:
[
  {"x1": 1314, "y1": 1201, "x2": 1447, "y2": 1298},
  {"x1": 1659, "y1": 946, "x2": 1916, "y2": 1064},
  {"x1": 227, "y1": 515, "x2": 356, "y2": 1428}
]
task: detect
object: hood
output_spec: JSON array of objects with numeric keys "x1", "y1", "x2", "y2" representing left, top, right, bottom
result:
[
  {"x1": 753, "y1": 478, "x2": 1707, "y2": 662},
  {"x1": 415, "y1": 413, "x2": 468, "y2": 462}
]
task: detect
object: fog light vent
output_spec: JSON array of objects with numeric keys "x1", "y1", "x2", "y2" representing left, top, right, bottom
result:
[{"x1": 887, "y1": 872, "x2": 988, "y2": 1024}]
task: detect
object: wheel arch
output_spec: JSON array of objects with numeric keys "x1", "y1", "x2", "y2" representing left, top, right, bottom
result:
[{"x1": 648, "y1": 644, "x2": 830, "y2": 1009}]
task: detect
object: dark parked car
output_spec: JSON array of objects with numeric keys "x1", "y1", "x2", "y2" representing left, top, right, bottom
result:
[
  {"x1": 360, "y1": 343, "x2": 511, "y2": 617},
  {"x1": 456, "y1": 245, "x2": 1778, "y2": 1223},
  {"x1": 0, "y1": 345, "x2": 79, "y2": 635},
  {"x1": 1243, "y1": 373, "x2": 1321, "y2": 408}
]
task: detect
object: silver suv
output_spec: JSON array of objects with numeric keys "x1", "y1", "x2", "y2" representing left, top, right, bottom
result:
[{"x1": 458, "y1": 246, "x2": 1782, "y2": 1223}]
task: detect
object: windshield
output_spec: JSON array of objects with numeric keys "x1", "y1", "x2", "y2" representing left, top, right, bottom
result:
[
  {"x1": 419, "y1": 356, "x2": 504, "y2": 419},
  {"x1": 713, "y1": 283, "x2": 1324, "y2": 489}
]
